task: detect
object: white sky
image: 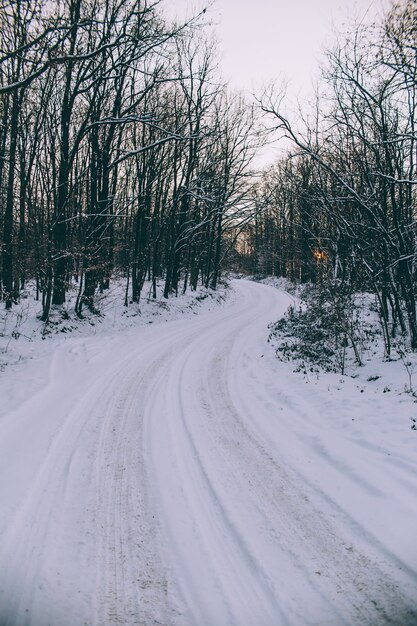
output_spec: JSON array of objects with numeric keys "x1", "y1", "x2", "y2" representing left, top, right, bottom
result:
[
  {"x1": 166, "y1": 0, "x2": 389, "y2": 95},
  {"x1": 164, "y1": 0, "x2": 390, "y2": 164}
]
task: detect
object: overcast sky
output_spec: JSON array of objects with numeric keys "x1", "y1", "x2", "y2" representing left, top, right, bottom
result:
[
  {"x1": 165, "y1": 0, "x2": 389, "y2": 96},
  {"x1": 164, "y1": 0, "x2": 389, "y2": 164}
]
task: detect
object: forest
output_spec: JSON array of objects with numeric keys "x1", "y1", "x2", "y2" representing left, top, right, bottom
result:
[
  {"x1": 0, "y1": 0, "x2": 259, "y2": 321},
  {"x1": 0, "y1": 0, "x2": 416, "y2": 356},
  {"x1": 1, "y1": 3, "x2": 417, "y2": 624}
]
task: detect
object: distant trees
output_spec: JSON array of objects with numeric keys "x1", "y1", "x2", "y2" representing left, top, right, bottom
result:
[
  {"x1": 243, "y1": 155, "x2": 323, "y2": 283},
  {"x1": 0, "y1": 0, "x2": 259, "y2": 319},
  {"x1": 248, "y1": 0, "x2": 417, "y2": 353}
]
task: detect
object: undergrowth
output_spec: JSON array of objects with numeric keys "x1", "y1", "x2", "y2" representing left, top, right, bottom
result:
[{"x1": 269, "y1": 282, "x2": 379, "y2": 375}]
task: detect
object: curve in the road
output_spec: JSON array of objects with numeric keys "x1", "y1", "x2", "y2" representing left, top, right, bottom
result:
[{"x1": 0, "y1": 279, "x2": 416, "y2": 626}]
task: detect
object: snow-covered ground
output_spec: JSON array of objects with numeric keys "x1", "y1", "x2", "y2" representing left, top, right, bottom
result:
[{"x1": 0, "y1": 279, "x2": 416, "y2": 625}]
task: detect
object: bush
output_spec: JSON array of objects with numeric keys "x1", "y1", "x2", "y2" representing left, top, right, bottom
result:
[{"x1": 269, "y1": 282, "x2": 376, "y2": 374}]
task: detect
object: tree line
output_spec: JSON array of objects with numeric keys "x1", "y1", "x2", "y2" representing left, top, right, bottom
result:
[
  {"x1": 242, "y1": 0, "x2": 417, "y2": 355},
  {"x1": 2, "y1": 0, "x2": 416, "y2": 358},
  {"x1": 0, "y1": 0, "x2": 259, "y2": 319}
]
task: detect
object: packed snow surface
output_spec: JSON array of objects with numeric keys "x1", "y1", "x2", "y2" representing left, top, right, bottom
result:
[{"x1": 0, "y1": 279, "x2": 416, "y2": 625}]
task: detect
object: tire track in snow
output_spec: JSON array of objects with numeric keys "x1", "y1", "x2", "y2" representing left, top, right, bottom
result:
[
  {"x1": 230, "y1": 291, "x2": 417, "y2": 602},
  {"x1": 145, "y1": 282, "x2": 312, "y2": 625},
  {"x1": 0, "y1": 322, "x2": 210, "y2": 626},
  {"x1": 145, "y1": 279, "x2": 417, "y2": 626},
  {"x1": 1, "y1": 279, "x2": 416, "y2": 625},
  {"x1": 91, "y1": 342, "x2": 177, "y2": 626}
]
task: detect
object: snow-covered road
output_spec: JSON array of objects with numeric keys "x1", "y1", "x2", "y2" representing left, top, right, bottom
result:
[{"x1": 0, "y1": 279, "x2": 416, "y2": 625}]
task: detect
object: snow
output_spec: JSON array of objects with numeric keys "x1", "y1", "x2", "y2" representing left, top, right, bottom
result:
[{"x1": 0, "y1": 278, "x2": 416, "y2": 625}]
